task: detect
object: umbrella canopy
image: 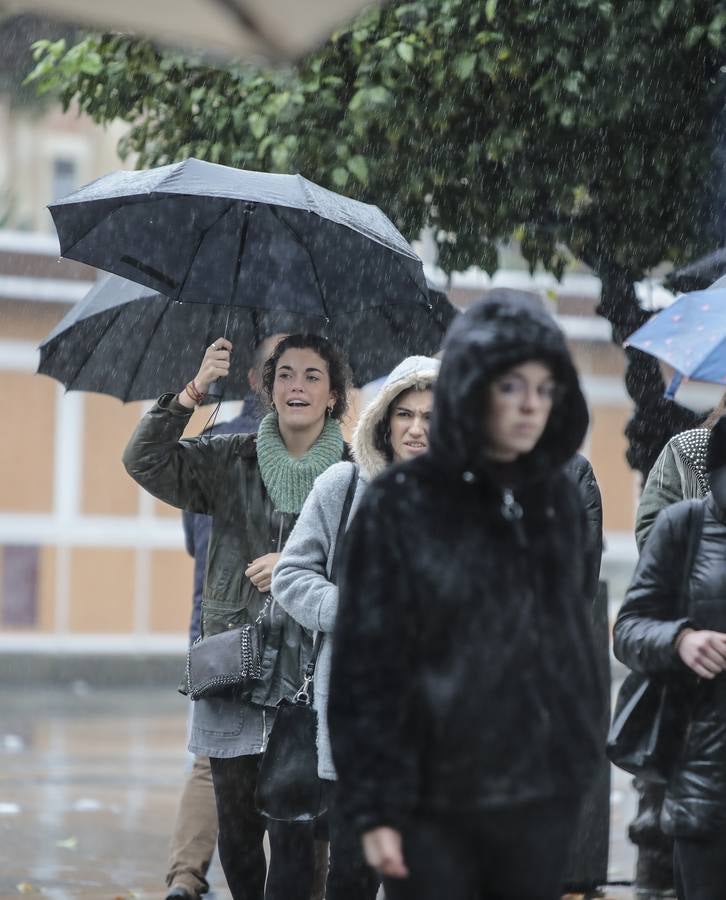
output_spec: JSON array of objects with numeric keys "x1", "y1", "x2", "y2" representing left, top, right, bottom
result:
[
  {"x1": 38, "y1": 275, "x2": 455, "y2": 402},
  {"x1": 48, "y1": 158, "x2": 428, "y2": 320},
  {"x1": 625, "y1": 282, "x2": 726, "y2": 399},
  {"x1": 1, "y1": 0, "x2": 376, "y2": 60}
]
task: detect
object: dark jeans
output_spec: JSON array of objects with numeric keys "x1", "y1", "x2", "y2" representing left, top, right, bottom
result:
[
  {"x1": 674, "y1": 831, "x2": 726, "y2": 900},
  {"x1": 209, "y1": 754, "x2": 315, "y2": 900},
  {"x1": 382, "y1": 799, "x2": 578, "y2": 900},
  {"x1": 322, "y1": 780, "x2": 380, "y2": 900}
]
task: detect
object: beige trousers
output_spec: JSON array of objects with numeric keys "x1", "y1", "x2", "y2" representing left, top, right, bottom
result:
[{"x1": 166, "y1": 755, "x2": 219, "y2": 896}]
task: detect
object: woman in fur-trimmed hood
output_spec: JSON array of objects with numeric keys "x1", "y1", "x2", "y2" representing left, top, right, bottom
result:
[
  {"x1": 328, "y1": 290, "x2": 605, "y2": 900},
  {"x1": 272, "y1": 355, "x2": 439, "y2": 900}
]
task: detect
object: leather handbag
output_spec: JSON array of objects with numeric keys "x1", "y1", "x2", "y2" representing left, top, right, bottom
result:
[
  {"x1": 607, "y1": 500, "x2": 704, "y2": 782},
  {"x1": 180, "y1": 516, "x2": 288, "y2": 700},
  {"x1": 180, "y1": 596, "x2": 269, "y2": 700},
  {"x1": 256, "y1": 464, "x2": 359, "y2": 821}
]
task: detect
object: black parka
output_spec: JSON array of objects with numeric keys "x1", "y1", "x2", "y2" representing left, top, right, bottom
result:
[
  {"x1": 614, "y1": 495, "x2": 726, "y2": 839},
  {"x1": 328, "y1": 292, "x2": 605, "y2": 834}
]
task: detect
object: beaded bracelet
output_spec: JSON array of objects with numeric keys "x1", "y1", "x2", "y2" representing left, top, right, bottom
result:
[{"x1": 184, "y1": 379, "x2": 206, "y2": 405}]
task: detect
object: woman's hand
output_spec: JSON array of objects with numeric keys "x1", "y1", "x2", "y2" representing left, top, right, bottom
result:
[
  {"x1": 676, "y1": 628, "x2": 726, "y2": 679},
  {"x1": 245, "y1": 553, "x2": 281, "y2": 594},
  {"x1": 178, "y1": 338, "x2": 232, "y2": 408},
  {"x1": 362, "y1": 827, "x2": 409, "y2": 879},
  {"x1": 195, "y1": 337, "x2": 232, "y2": 394}
]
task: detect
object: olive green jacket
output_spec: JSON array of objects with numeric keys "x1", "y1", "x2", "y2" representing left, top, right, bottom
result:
[
  {"x1": 123, "y1": 392, "x2": 321, "y2": 708},
  {"x1": 635, "y1": 427, "x2": 710, "y2": 553}
]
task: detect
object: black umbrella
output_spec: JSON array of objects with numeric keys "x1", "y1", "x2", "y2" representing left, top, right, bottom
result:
[
  {"x1": 48, "y1": 158, "x2": 429, "y2": 397},
  {"x1": 48, "y1": 158, "x2": 428, "y2": 319},
  {"x1": 665, "y1": 247, "x2": 726, "y2": 294},
  {"x1": 38, "y1": 275, "x2": 455, "y2": 401}
]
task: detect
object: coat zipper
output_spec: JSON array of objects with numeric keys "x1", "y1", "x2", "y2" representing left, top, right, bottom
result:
[{"x1": 501, "y1": 487, "x2": 527, "y2": 547}]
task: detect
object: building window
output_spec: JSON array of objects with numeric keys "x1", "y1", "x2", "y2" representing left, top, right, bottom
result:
[
  {"x1": 51, "y1": 158, "x2": 78, "y2": 202},
  {"x1": 1, "y1": 545, "x2": 39, "y2": 627}
]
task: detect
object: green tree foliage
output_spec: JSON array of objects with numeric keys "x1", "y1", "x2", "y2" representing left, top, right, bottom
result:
[{"x1": 26, "y1": 0, "x2": 726, "y2": 473}]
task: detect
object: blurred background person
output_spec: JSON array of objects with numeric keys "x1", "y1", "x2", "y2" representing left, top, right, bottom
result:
[
  {"x1": 627, "y1": 396, "x2": 726, "y2": 899},
  {"x1": 615, "y1": 413, "x2": 726, "y2": 900}
]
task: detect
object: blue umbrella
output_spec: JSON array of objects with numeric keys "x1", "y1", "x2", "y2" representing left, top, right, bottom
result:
[{"x1": 625, "y1": 278, "x2": 726, "y2": 400}]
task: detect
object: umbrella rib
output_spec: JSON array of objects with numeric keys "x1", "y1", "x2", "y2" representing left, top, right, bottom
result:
[
  {"x1": 57, "y1": 197, "x2": 172, "y2": 263},
  {"x1": 268, "y1": 207, "x2": 332, "y2": 321},
  {"x1": 63, "y1": 302, "x2": 128, "y2": 393},
  {"x1": 124, "y1": 295, "x2": 173, "y2": 402},
  {"x1": 390, "y1": 250, "x2": 430, "y2": 308},
  {"x1": 174, "y1": 201, "x2": 237, "y2": 301}
]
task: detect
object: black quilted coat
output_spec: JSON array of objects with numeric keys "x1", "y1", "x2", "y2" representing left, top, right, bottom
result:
[
  {"x1": 614, "y1": 495, "x2": 726, "y2": 839},
  {"x1": 328, "y1": 292, "x2": 605, "y2": 834}
]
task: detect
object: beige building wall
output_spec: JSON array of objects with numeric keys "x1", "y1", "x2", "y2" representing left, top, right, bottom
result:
[{"x1": 0, "y1": 98, "x2": 132, "y2": 234}]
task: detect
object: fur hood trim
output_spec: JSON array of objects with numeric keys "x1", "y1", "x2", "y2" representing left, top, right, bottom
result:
[{"x1": 352, "y1": 355, "x2": 440, "y2": 478}]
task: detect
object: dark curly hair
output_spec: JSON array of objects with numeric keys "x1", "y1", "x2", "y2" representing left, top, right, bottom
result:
[{"x1": 262, "y1": 334, "x2": 351, "y2": 420}]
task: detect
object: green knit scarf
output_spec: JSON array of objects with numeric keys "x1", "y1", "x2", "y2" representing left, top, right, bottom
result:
[{"x1": 256, "y1": 412, "x2": 344, "y2": 514}]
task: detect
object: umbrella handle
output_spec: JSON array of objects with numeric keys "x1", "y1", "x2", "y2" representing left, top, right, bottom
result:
[{"x1": 207, "y1": 378, "x2": 225, "y2": 400}]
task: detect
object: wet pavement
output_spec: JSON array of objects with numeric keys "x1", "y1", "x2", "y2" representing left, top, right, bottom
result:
[
  {"x1": 0, "y1": 686, "x2": 231, "y2": 900},
  {"x1": 1, "y1": 684, "x2": 637, "y2": 899}
]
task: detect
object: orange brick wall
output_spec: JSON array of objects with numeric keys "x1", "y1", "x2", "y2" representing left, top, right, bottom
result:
[
  {"x1": 149, "y1": 549, "x2": 196, "y2": 633},
  {"x1": 68, "y1": 547, "x2": 136, "y2": 633},
  {"x1": 589, "y1": 406, "x2": 638, "y2": 533},
  {"x1": 0, "y1": 372, "x2": 55, "y2": 512}
]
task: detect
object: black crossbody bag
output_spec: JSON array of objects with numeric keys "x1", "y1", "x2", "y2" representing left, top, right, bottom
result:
[{"x1": 256, "y1": 464, "x2": 359, "y2": 822}]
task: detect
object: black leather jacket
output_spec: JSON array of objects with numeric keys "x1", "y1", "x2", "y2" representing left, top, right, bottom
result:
[{"x1": 614, "y1": 495, "x2": 726, "y2": 838}]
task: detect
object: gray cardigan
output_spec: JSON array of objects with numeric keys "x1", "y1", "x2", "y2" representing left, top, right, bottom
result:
[{"x1": 272, "y1": 460, "x2": 367, "y2": 779}]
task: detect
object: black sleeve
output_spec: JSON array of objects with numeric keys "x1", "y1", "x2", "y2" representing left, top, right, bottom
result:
[
  {"x1": 613, "y1": 506, "x2": 694, "y2": 675},
  {"x1": 567, "y1": 455, "x2": 603, "y2": 603},
  {"x1": 328, "y1": 482, "x2": 418, "y2": 834}
]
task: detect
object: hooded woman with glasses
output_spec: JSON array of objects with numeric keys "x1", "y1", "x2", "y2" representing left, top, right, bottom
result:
[{"x1": 327, "y1": 291, "x2": 604, "y2": 900}]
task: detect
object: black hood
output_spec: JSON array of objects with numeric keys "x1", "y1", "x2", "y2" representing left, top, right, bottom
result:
[{"x1": 428, "y1": 290, "x2": 589, "y2": 480}]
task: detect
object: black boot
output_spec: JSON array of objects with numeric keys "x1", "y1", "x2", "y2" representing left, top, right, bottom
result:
[{"x1": 628, "y1": 779, "x2": 675, "y2": 898}]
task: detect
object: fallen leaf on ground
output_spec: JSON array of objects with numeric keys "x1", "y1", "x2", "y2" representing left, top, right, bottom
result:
[{"x1": 16, "y1": 883, "x2": 39, "y2": 895}]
